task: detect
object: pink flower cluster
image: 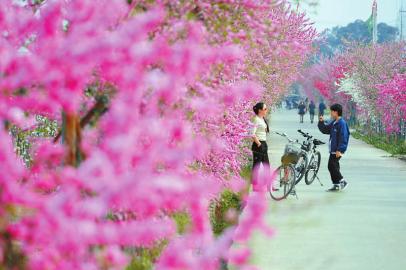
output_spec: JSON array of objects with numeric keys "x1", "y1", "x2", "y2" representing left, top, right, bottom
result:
[
  {"x1": 298, "y1": 57, "x2": 352, "y2": 112},
  {"x1": 377, "y1": 73, "x2": 406, "y2": 133},
  {"x1": 0, "y1": 1, "x2": 316, "y2": 269},
  {"x1": 300, "y1": 42, "x2": 405, "y2": 133}
]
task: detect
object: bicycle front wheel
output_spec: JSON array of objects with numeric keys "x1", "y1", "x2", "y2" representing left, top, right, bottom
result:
[
  {"x1": 269, "y1": 165, "x2": 296, "y2": 201},
  {"x1": 305, "y1": 151, "x2": 321, "y2": 185}
]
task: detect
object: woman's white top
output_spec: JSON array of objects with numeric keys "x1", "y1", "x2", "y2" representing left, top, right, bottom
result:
[{"x1": 252, "y1": 116, "x2": 268, "y2": 141}]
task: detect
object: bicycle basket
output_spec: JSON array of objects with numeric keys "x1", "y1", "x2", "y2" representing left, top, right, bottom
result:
[{"x1": 281, "y1": 143, "x2": 301, "y2": 165}]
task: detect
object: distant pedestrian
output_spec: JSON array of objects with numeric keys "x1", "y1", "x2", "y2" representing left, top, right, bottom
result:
[
  {"x1": 309, "y1": 100, "x2": 316, "y2": 123},
  {"x1": 305, "y1": 97, "x2": 309, "y2": 112},
  {"x1": 318, "y1": 104, "x2": 350, "y2": 192},
  {"x1": 298, "y1": 101, "x2": 306, "y2": 123},
  {"x1": 319, "y1": 101, "x2": 326, "y2": 116}
]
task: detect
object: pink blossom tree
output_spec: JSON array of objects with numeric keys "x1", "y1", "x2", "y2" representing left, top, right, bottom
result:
[
  {"x1": 300, "y1": 42, "x2": 405, "y2": 137},
  {"x1": 0, "y1": 0, "x2": 316, "y2": 269}
]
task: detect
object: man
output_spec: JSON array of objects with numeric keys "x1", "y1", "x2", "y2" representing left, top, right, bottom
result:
[
  {"x1": 318, "y1": 104, "x2": 350, "y2": 192},
  {"x1": 309, "y1": 100, "x2": 316, "y2": 123},
  {"x1": 319, "y1": 101, "x2": 326, "y2": 116}
]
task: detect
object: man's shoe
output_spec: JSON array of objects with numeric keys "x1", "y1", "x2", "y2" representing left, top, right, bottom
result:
[
  {"x1": 340, "y1": 180, "x2": 348, "y2": 191},
  {"x1": 326, "y1": 184, "x2": 340, "y2": 192}
]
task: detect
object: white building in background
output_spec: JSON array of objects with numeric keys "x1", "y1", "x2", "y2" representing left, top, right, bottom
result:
[{"x1": 399, "y1": 0, "x2": 406, "y2": 40}]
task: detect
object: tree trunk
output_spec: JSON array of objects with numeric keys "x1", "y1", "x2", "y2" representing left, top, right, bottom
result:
[{"x1": 62, "y1": 112, "x2": 82, "y2": 167}]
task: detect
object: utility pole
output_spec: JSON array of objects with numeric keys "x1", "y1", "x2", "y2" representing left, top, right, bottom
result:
[
  {"x1": 402, "y1": 10, "x2": 404, "y2": 41},
  {"x1": 372, "y1": 0, "x2": 378, "y2": 44},
  {"x1": 400, "y1": 0, "x2": 406, "y2": 40}
]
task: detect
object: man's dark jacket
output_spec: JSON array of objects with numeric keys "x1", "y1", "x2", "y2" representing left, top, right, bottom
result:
[
  {"x1": 319, "y1": 103, "x2": 326, "y2": 113},
  {"x1": 318, "y1": 118, "x2": 350, "y2": 153}
]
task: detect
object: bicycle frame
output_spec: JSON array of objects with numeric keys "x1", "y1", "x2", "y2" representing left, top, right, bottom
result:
[
  {"x1": 275, "y1": 130, "x2": 325, "y2": 186},
  {"x1": 297, "y1": 130, "x2": 326, "y2": 186},
  {"x1": 298, "y1": 131, "x2": 314, "y2": 169}
]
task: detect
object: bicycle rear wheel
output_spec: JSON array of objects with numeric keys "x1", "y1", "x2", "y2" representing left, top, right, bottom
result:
[
  {"x1": 305, "y1": 151, "x2": 321, "y2": 185},
  {"x1": 295, "y1": 152, "x2": 308, "y2": 184},
  {"x1": 269, "y1": 165, "x2": 296, "y2": 201}
]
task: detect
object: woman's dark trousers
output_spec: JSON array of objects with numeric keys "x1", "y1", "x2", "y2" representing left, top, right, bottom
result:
[{"x1": 252, "y1": 141, "x2": 269, "y2": 170}]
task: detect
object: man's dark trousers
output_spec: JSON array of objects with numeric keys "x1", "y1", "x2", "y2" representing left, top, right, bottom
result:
[{"x1": 328, "y1": 154, "x2": 343, "y2": 184}]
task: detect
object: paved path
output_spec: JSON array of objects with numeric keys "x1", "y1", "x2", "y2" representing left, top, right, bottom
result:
[{"x1": 249, "y1": 108, "x2": 406, "y2": 270}]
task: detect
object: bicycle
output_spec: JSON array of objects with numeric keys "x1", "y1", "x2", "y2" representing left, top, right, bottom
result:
[
  {"x1": 269, "y1": 132, "x2": 307, "y2": 200},
  {"x1": 297, "y1": 129, "x2": 326, "y2": 186},
  {"x1": 275, "y1": 132, "x2": 308, "y2": 184},
  {"x1": 269, "y1": 131, "x2": 326, "y2": 200}
]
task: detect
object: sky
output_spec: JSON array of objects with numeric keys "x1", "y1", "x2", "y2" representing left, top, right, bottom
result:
[{"x1": 298, "y1": 0, "x2": 400, "y2": 31}]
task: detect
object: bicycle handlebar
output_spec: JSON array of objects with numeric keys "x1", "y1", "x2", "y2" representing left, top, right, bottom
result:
[
  {"x1": 297, "y1": 129, "x2": 312, "y2": 139},
  {"x1": 274, "y1": 131, "x2": 297, "y2": 143},
  {"x1": 275, "y1": 131, "x2": 325, "y2": 149}
]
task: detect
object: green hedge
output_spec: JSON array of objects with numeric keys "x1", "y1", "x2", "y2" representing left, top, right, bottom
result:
[
  {"x1": 352, "y1": 131, "x2": 406, "y2": 155},
  {"x1": 210, "y1": 190, "x2": 242, "y2": 236}
]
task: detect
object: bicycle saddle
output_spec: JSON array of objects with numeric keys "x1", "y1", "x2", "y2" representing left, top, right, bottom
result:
[{"x1": 313, "y1": 139, "x2": 325, "y2": 145}]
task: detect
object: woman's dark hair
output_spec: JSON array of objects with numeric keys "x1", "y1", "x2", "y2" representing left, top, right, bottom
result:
[
  {"x1": 263, "y1": 118, "x2": 270, "y2": 133},
  {"x1": 253, "y1": 102, "x2": 269, "y2": 133},
  {"x1": 330, "y1": 103, "x2": 343, "y2": 116},
  {"x1": 253, "y1": 102, "x2": 265, "y2": 115}
]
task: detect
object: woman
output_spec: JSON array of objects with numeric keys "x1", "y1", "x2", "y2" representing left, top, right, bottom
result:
[{"x1": 251, "y1": 102, "x2": 270, "y2": 172}]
